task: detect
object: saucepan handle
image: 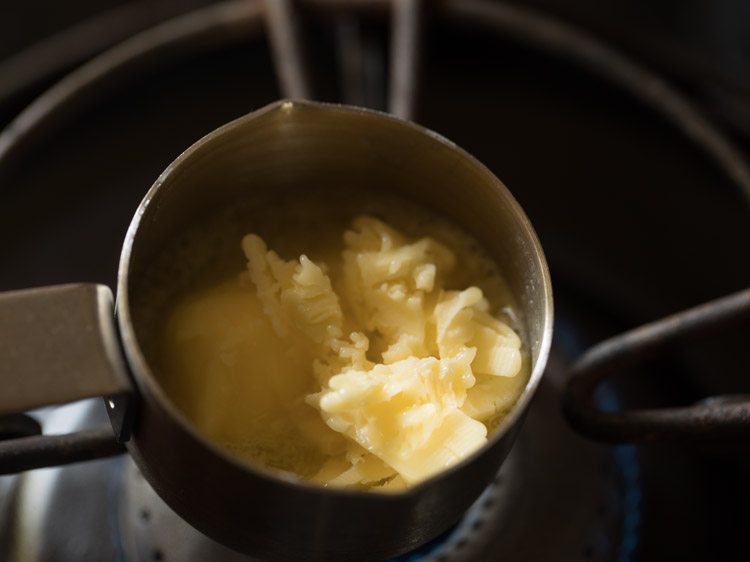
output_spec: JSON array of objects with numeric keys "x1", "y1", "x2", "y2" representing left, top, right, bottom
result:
[
  {"x1": 563, "y1": 288, "x2": 750, "y2": 447},
  {"x1": 0, "y1": 284, "x2": 135, "y2": 474}
]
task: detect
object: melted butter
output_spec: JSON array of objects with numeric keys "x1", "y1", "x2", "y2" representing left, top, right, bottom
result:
[
  {"x1": 150, "y1": 192, "x2": 529, "y2": 488},
  {"x1": 158, "y1": 276, "x2": 336, "y2": 476}
]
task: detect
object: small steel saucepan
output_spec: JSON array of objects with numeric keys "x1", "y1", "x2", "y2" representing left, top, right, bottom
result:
[{"x1": 0, "y1": 100, "x2": 553, "y2": 561}]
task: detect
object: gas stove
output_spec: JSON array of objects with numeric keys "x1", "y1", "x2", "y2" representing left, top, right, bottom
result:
[{"x1": 0, "y1": 1, "x2": 749, "y2": 561}]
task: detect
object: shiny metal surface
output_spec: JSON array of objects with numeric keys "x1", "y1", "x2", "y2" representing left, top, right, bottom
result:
[
  {"x1": 6, "y1": 400, "x2": 122, "y2": 562},
  {"x1": 388, "y1": 0, "x2": 423, "y2": 120},
  {"x1": 264, "y1": 0, "x2": 314, "y2": 100},
  {"x1": 117, "y1": 99, "x2": 553, "y2": 561}
]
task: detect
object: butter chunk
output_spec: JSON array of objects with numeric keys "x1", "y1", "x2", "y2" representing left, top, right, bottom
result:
[
  {"x1": 311, "y1": 445, "x2": 397, "y2": 487},
  {"x1": 242, "y1": 234, "x2": 344, "y2": 347},
  {"x1": 462, "y1": 373, "x2": 528, "y2": 421},
  {"x1": 341, "y1": 217, "x2": 456, "y2": 361},
  {"x1": 435, "y1": 289, "x2": 522, "y2": 379},
  {"x1": 312, "y1": 352, "x2": 486, "y2": 484},
  {"x1": 242, "y1": 233, "x2": 371, "y2": 384},
  {"x1": 235, "y1": 215, "x2": 524, "y2": 488}
]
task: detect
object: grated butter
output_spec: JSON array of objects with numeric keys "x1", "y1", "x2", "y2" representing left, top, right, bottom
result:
[
  {"x1": 157, "y1": 211, "x2": 526, "y2": 490},
  {"x1": 241, "y1": 216, "x2": 523, "y2": 487}
]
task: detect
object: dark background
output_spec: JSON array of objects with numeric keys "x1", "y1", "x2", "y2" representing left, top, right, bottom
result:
[{"x1": 2, "y1": 0, "x2": 750, "y2": 133}]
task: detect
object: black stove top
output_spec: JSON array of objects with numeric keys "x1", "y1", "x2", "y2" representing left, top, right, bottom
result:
[{"x1": 0, "y1": 2, "x2": 749, "y2": 561}]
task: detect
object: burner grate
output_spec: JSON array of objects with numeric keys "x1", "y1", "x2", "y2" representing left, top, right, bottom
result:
[{"x1": 564, "y1": 287, "x2": 750, "y2": 446}]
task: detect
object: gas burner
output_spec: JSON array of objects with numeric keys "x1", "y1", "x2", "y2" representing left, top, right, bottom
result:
[{"x1": 2, "y1": 352, "x2": 632, "y2": 562}]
